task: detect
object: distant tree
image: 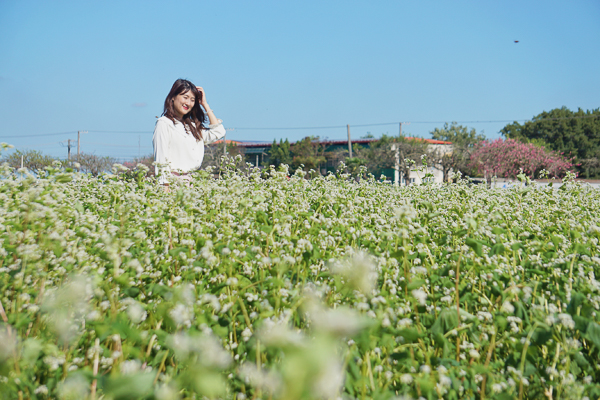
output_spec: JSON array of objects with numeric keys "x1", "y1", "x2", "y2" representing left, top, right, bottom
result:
[
  {"x1": 202, "y1": 142, "x2": 222, "y2": 170},
  {"x1": 354, "y1": 135, "x2": 396, "y2": 177},
  {"x1": 344, "y1": 157, "x2": 367, "y2": 177},
  {"x1": 224, "y1": 141, "x2": 244, "y2": 161},
  {"x1": 501, "y1": 107, "x2": 600, "y2": 178},
  {"x1": 469, "y1": 138, "x2": 573, "y2": 180},
  {"x1": 354, "y1": 135, "x2": 428, "y2": 184},
  {"x1": 1, "y1": 149, "x2": 57, "y2": 173},
  {"x1": 268, "y1": 139, "x2": 292, "y2": 168},
  {"x1": 290, "y1": 136, "x2": 326, "y2": 173},
  {"x1": 76, "y1": 153, "x2": 116, "y2": 176},
  {"x1": 429, "y1": 122, "x2": 485, "y2": 181},
  {"x1": 393, "y1": 136, "x2": 429, "y2": 185},
  {"x1": 579, "y1": 156, "x2": 600, "y2": 179}
]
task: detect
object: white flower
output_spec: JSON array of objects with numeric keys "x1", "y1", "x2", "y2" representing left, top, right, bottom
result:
[
  {"x1": 241, "y1": 327, "x2": 253, "y2": 342},
  {"x1": 397, "y1": 318, "x2": 413, "y2": 329},
  {"x1": 329, "y1": 250, "x2": 378, "y2": 294},
  {"x1": 126, "y1": 302, "x2": 147, "y2": 324},
  {"x1": 155, "y1": 384, "x2": 179, "y2": 400},
  {"x1": 0, "y1": 328, "x2": 17, "y2": 362},
  {"x1": 257, "y1": 320, "x2": 304, "y2": 347},
  {"x1": 501, "y1": 301, "x2": 515, "y2": 314},
  {"x1": 239, "y1": 363, "x2": 282, "y2": 395},
  {"x1": 34, "y1": 385, "x2": 48, "y2": 395},
  {"x1": 305, "y1": 303, "x2": 369, "y2": 337},
  {"x1": 439, "y1": 375, "x2": 452, "y2": 388},
  {"x1": 412, "y1": 288, "x2": 428, "y2": 306},
  {"x1": 120, "y1": 359, "x2": 141, "y2": 375},
  {"x1": 558, "y1": 313, "x2": 575, "y2": 329}
]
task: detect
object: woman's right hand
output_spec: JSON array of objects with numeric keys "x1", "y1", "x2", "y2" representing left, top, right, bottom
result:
[{"x1": 197, "y1": 86, "x2": 209, "y2": 109}]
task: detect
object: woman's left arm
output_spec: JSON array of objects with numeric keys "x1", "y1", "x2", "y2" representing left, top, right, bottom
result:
[{"x1": 197, "y1": 86, "x2": 226, "y2": 143}]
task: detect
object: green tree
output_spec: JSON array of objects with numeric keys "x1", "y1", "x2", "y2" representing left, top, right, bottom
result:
[
  {"x1": 268, "y1": 139, "x2": 292, "y2": 168},
  {"x1": 429, "y1": 122, "x2": 485, "y2": 181},
  {"x1": 354, "y1": 135, "x2": 428, "y2": 185},
  {"x1": 76, "y1": 152, "x2": 116, "y2": 176},
  {"x1": 290, "y1": 136, "x2": 326, "y2": 173},
  {"x1": 354, "y1": 135, "x2": 396, "y2": 177},
  {"x1": 1, "y1": 149, "x2": 58, "y2": 173},
  {"x1": 501, "y1": 107, "x2": 600, "y2": 178}
]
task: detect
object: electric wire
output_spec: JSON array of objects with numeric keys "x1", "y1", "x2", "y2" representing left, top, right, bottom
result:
[{"x1": 1, "y1": 114, "x2": 599, "y2": 138}]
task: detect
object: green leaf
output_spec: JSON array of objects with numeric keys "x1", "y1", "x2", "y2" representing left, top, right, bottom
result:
[
  {"x1": 431, "y1": 308, "x2": 459, "y2": 335},
  {"x1": 102, "y1": 373, "x2": 154, "y2": 400},
  {"x1": 397, "y1": 328, "x2": 421, "y2": 343},
  {"x1": 586, "y1": 322, "x2": 600, "y2": 349},
  {"x1": 407, "y1": 279, "x2": 427, "y2": 290},
  {"x1": 465, "y1": 237, "x2": 483, "y2": 257}
]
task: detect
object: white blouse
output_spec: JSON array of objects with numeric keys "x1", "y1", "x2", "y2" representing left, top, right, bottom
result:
[{"x1": 152, "y1": 116, "x2": 226, "y2": 184}]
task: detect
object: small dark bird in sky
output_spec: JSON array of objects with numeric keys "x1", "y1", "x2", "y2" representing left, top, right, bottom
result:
[{"x1": 514, "y1": 40, "x2": 519, "y2": 43}]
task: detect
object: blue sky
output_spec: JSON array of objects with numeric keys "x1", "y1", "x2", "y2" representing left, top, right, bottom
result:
[{"x1": 1, "y1": 0, "x2": 599, "y2": 160}]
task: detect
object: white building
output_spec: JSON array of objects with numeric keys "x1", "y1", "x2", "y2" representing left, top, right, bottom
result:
[{"x1": 392, "y1": 140, "x2": 453, "y2": 185}]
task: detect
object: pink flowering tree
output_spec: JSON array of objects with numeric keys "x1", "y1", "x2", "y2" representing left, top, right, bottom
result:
[{"x1": 469, "y1": 138, "x2": 573, "y2": 180}]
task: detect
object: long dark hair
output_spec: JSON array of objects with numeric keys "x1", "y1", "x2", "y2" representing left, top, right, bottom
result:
[{"x1": 162, "y1": 79, "x2": 206, "y2": 141}]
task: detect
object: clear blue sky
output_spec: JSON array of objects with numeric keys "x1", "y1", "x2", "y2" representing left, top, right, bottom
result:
[{"x1": 1, "y1": 0, "x2": 599, "y2": 160}]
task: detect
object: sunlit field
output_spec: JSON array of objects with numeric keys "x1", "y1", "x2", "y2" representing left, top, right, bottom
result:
[{"x1": 1, "y1": 159, "x2": 600, "y2": 400}]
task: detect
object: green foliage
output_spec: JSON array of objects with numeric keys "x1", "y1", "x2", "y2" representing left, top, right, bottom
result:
[
  {"x1": 268, "y1": 139, "x2": 292, "y2": 168},
  {"x1": 431, "y1": 122, "x2": 486, "y2": 147},
  {"x1": 289, "y1": 136, "x2": 326, "y2": 172},
  {"x1": 75, "y1": 152, "x2": 117, "y2": 176},
  {"x1": 0, "y1": 149, "x2": 58, "y2": 173},
  {"x1": 353, "y1": 134, "x2": 397, "y2": 177},
  {"x1": 501, "y1": 107, "x2": 600, "y2": 178}
]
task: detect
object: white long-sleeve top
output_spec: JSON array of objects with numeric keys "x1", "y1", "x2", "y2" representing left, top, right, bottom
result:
[{"x1": 152, "y1": 116, "x2": 226, "y2": 184}]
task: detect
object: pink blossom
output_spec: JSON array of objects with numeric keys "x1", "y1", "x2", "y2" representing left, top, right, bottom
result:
[{"x1": 469, "y1": 139, "x2": 573, "y2": 179}]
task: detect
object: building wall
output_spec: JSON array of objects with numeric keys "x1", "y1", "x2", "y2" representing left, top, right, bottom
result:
[{"x1": 392, "y1": 143, "x2": 453, "y2": 185}]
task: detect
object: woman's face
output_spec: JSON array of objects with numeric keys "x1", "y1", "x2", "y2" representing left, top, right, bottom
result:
[{"x1": 172, "y1": 90, "x2": 196, "y2": 118}]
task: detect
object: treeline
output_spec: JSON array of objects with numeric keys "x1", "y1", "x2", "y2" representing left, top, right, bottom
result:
[
  {"x1": 0, "y1": 149, "x2": 154, "y2": 176},
  {"x1": 4, "y1": 106, "x2": 598, "y2": 180},
  {"x1": 501, "y1": 107, "x2": 600, "y2": 178},
  {"x1": 263, "y1": 106, "x2": 600, "y2": 180}
]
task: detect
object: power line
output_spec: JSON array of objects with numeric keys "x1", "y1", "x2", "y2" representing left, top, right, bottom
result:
[
  {"x1": 229, "y1": 115, "x2": 600, "y2": 130},
  {"x1": 87, "y1": 130, "x2": 152, "y2": 134},
  {"x1": 2, "y1": 114, "x2": 599, "y2": 139},
  {"x1": 85, "y1": 142, "x2": 152, "y2": 148},
  {"x1": 0, "y1": 131, "x2": 77, "y2": 139}
]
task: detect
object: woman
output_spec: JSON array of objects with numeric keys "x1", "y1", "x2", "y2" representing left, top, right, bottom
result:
[{"x1": 153, "y1": 79, "x2": 226, "y2": 188}]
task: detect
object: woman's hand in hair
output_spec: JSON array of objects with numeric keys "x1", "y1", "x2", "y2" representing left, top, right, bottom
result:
[
  {"x1": 197, "y1": 86, "x2": 218, "y2": 125},
  {"x1": 196, "y1": 87, "x2": 209, "y2": 109}
]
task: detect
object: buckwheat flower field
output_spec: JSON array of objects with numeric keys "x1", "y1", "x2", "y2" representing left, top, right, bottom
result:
[{"x1": 1, "y1": 158, "x2": 600, "y2": 400}]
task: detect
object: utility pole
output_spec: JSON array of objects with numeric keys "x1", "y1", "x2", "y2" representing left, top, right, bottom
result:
[
  {"x1": 347, "y1": 124, "x2": 352, "y2": 158},
  {"x1": 77, "y1": 130, "x2": 88, "y2": 159},
  {"x1": 223, "y1": 134, "x2": 227, "y2": 157},
  {"x1": 398, "y1": 122, "x2": 410, "y2": 137},
  {"x1": 67, "y1": 139, "x2": 72, "y2": 161}
]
